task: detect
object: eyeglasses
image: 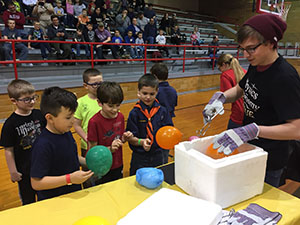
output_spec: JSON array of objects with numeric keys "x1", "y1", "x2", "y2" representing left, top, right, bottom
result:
[
  {"x1": 17, "y1": 95, "x2": 39, "y2": 104},
  {"x1": 238, "y1": 42, "x2": 263, "y2": 54},
  {"x1": 85, "y1": 82, "x2": 102, "y2": 88}
]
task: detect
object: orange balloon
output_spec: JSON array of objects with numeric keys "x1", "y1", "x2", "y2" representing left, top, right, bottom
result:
[
  {"x1": 205, "y1": 143, "x2": 239, "y2": 159},
  {"x1": 155, "y1": 126, "x2": 182, "y2": 149}
]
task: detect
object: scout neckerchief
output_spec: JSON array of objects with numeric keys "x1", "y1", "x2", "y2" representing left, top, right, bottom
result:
[{"x1": 134, "y1": 100, "x2": 160, "y2": 144}]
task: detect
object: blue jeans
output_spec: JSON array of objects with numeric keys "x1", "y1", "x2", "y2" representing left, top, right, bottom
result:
[
  {"x1": 126, "y1": 46, "x2": 137, "y2": 58},
  {"x1": 31, "y1": 42, "x2": 52, "y2": 59},
  {"x1": 265, "y1": 168, "x2": 284, "y2": 187},
  {"x1": 135, "y1": 46, "x2": 144, "y2": 58},
  {"x1": 75, "y1": 43, "x2": 90, "y2": 57},
  {"x1": 146, "y1": 36, "x2": 154, "y2": 48},
  {"x1": 3, "y1": 43, "x2": 28, "y2": 60},
  {"x1": 209, "y1": 53, "x2": 219, "y2": 66}
]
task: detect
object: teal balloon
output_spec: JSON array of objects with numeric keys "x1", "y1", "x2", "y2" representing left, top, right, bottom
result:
[{"x1": 86, "y1": 145, "x2": 113, "y2": 178}]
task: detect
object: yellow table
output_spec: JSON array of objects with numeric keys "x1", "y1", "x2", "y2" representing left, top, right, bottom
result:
[{"x1": 0, "y1": 176, "x2": 300, "y2": 225}]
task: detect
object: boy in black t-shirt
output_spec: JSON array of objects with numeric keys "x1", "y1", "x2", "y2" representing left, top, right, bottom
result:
[
  {"x1": 30, "y1": 87, "x2": 93, "y2": 201},
  {"x1": 0, "y1": 79, "x2": 46, "y2": 205},
  {"x1": 203, "y1": 14, "x2": 300, "y2": 187}
]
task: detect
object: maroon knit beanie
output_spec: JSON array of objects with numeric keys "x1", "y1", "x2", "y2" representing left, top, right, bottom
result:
[{"x1": 243, "y1": 14, "x2": 287, "y2": 46}]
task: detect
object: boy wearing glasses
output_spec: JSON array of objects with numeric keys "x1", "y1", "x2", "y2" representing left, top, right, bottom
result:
[
  {"x1": 74, "y1": 68, "x2": 102, "y2": 187},
  {"x1": 202, "y1": 14, "x2": 300, "y2": 187},
  {"x1": 0, "y1": 79, "x2": 46, "y2": 205}
]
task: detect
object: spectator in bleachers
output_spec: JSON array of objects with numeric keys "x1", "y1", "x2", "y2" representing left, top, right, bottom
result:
[
  {"x1": 74, "y1": 0, "x2": 86, "y2": 17},
  {"x1": 135, "y1": 31, "x2": 144, "y2": 58},
  {"x1": 0, "y1": 31, "x2": 5, "y2": 63},
  {"x1": 143, "y1": 17, "x2": 156, "y2": 48},
  {"x1": 103, "y1": 7, "x2": 115, "y2": 28},
  {"x1": 124, "y1": 30, "x2": 137, "y2": 59},
  {"x1": 3, "y1": 3, "x2": 25, "y2": 30},
  {"x1": 191, "y1": 26, "x2": 204, "y2": 45},
  {"x1": 128, "y1": 0, "x2": 143, "y2": 12},
  {"x1": 115, "y1": 9, "x2": 130, "y2": 37},
  {"x1": 170, "y1": 25, "x2": 181, "y2": 54},
  {"x1": 101, "y1": 11, "x2": 111, "y2": 30},
  {"x1": 0, "y1": 0, "x2": 6, "y2": 14},
  {"x1": 77, "y1": 8, "x2": 89, "y2": 28},
  {"x1": 95, "y1": 0, "x2": 104, "y2": 8},
  {"x1": 82, "y1": 22, "x2": 95, "y2": 58},
  {"x1": 12, "y1": 0, "x2": 23, "y2": 13},
  {"x1": 91, "y1": 7, "x2": 104, "y2": 27},
  {"x1": 111, "y1": 29, "x2": 124, "y2": 58},
  {"x1": 127, "y1": 0, "x2": 136, "y2": 11},
  {"x1": 208, "y1": 35, "x2": 219, "y2": 66},
  {"x1": 159, "y1": 13, "x2": 170, "y2": 35},
  {"x1": 106, "y1": 1, "x2": 118, "y2": 18},
  {"x1": 94, "y1": 22, "x2": 118, "y2": 60},
  {"x1": 191, "y1": 30, "x2": 201, "y2": 50},
  {"x1": 143, "y1": 3, "x2": 155, "y2": 19},
  {"x1": 156, "y1": 29, "x2": 169, "y2": 57},
  {"x1": 169, "y1": 13, "x2": 178, "y2": 29},
  {"x1": 118, "y1": 0, "x2": 128, "y2": 11},
  {"x1": 53, "y1": 0, "x2": 64, "y2": 24},
  {"x1": 3, "y1": 19, "x2": 32, "y2": 67},
  {"x1": 65, "y1": 0, "x2": 76, "y2": 28},
  {"x1": 28, "y1": 20, "x2": 52, "y2": 63},
  {"x1": 136, "y1": 0, "x2": 145, "y2": 11},
  {"x1": 22, "y1": 0, "x2": 37, "y2": 17},
  {"x1": 32, "y1": 0, "x2": 54, "y2": 32},
  {"x1": 102, "y1": 0, "x2": 110, "y2": 14},
  {"x1": 73, "y1": 27, "x2": 90, "y2": 59},
  {"x1": 126, "y1": 6, "x2": 135, "y2": 21},
  {"x1": 126, "y1": 17, "x2": 141, "y2": 38},
  {"x1": 137, "y1": 11, "x2": 148, "y2": 31},
  {"x1": 87, "y1": 0, "x2": 96, "y2": 15},
  {"x1": 47, "y1": 15, "x2": 72, "y2": 60}
]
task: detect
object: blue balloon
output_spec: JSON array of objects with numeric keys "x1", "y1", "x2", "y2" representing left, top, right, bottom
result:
[{"x1": 136, "y1": 168, "x2": 164, "y2": 189}]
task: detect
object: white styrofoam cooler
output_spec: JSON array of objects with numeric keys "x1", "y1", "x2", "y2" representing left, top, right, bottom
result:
[{"x1": 175, "y1": 136, "x2": 268, "y2": 208}]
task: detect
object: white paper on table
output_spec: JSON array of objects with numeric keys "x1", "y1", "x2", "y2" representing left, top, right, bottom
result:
[{"x1": 117, "y1": 188, "x2": 223, "y2": 225}]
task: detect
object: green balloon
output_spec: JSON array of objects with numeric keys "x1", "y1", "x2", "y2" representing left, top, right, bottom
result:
[{"x1": 86, "y1": 145, "x2": 113, "y2": 178}]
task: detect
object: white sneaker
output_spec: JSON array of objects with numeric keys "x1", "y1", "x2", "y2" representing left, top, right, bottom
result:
[
  {"x1": 41, "y1": 58, "x2": 49, "y2": 66},
  {"x1": 22, "y1": 63, "x2": 33, "y2": 67}
]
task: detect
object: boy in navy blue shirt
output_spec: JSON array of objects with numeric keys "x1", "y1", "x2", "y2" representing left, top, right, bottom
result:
[
  {"x1": 124, "y1": 30, "x2": 137, "y2": 59},
  {"x1": 150, "y1": 62, "x2": 178, "y2": 119},
  {"x1": 127, "y1": 74, "x2": 173, "y2": 175},
  {"x1": 30, "y1": 87, "x2": 93, "y2": 201}
]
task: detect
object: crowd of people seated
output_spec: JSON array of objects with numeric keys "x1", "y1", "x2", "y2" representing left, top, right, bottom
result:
[{"x1": 0, "y1": 0, "x2": 209, "y2": 66}]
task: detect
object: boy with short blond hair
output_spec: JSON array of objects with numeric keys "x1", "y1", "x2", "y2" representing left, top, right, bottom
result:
[
  {"x1": 87, "y1": 81, "x2": 133, "y2": 184},
  {"x1": 30, "y1": 87, "x2": 93, "y2": 201},
  {"x1": 0, "y1": 79, "x2": 46, "y2": 205},
  {"x1": 127, "y1": 74, "x2": 173, "y2": 175}
]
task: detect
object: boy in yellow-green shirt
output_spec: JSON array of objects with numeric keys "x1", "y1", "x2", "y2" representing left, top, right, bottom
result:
[{"x1": 74, "y1": 68, "x2": 103, "y2": 187}]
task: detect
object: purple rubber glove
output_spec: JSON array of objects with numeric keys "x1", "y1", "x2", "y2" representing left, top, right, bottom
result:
[
  {"x1": 203, "y1": 92, "x2": 226, "y2": 124},
  {"x1": 227, "y1": 203, "x2": 282, "y2": 225},
  {"x1": 213, "y1": 123, "x2": 259, "y2": 155}
]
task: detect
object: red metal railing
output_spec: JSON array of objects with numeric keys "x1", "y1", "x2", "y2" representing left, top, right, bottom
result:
[{"x1": 1, "y1": 38, "x2": 242, "y2": 79}]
